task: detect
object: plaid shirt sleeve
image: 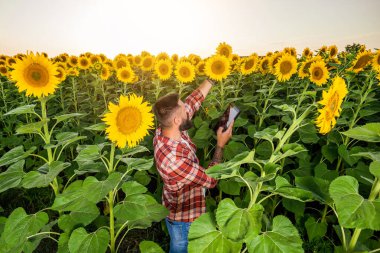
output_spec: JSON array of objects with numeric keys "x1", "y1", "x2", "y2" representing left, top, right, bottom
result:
[
  {"x1": 185, "y1": 89, "x2": 204, "y2": 119},
  {"x1": 165, "y1": 151, "x2": 218, "y2": 191}
]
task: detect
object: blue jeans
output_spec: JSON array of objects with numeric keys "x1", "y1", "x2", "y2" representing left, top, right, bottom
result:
[{"x1": 165, "y1": 217, "x2": 192, "y2": 253}]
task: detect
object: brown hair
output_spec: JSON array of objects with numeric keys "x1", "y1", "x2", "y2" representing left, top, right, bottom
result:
[{"x1": 153, "y1": 93, "x2": 180, "y2": 128}]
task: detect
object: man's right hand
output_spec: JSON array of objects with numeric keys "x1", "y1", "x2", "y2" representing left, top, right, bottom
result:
[{"x1": 216, "y1": 120, "x2": 234, "y2": 148}]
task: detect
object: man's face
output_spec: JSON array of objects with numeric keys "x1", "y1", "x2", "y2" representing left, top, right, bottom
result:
[{"x1": 177, "y1": 100, "x2": 193, "y2": 131}]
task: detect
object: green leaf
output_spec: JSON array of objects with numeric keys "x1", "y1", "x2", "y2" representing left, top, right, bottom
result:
[
  {"x1": 113, "y1": 194, "x2": 168, "y2": 228},
  {"x1": 216, "y1": 199, "x2": 262, "y2": 242},
  {"x1": 188, "y1": 213, "x2": 242, "y2": 253},
  {"x1": 119, "y1": 145, "x2": 150, "y2": 157},
  {"x1": 298, "y1": 124, "x2": 319, "y2": 144},
  {"x1": 121, "y1": 181, "x2": 148, "y2": 196},
  {"x1": 4, "y1": 104, "x2": 36, "y2": 116},
  {"x1": 305, "y1": 217, "x2": 327, "y2": 241},
  {"x1": 54, "y1": 132, "x2": 86, "y2": 147},
  {"x1": 274, "y1": 176, "x2": 313, "y2": 202},
  {"x1": 74, "y1": 144, "x2": 105, "y2": 163},
  {"x1": 22, "y1": 161, "x2": 70, "y2": 188},
  {"x1": 295, "y1": 176, "x2": 332, "y2": 204},
  {"x1": 58, "y1": 201, "x2": 99, "y2": 232},
  {"x1": 207, "y1": 151, "x2": 255, "y2": 179},
  {"x1": 0, "y1": 160, "x2": 25, "y2": 194},
  {"x1": 321, "y1": 143, "x2": 338, "y2": 163},
  {"x1": 351, "y1": 151, "x2": 380, "y2": 162},
  {"x1": 139, "y1": 241, "x2": 165, "y2": 253},
  {"x1": 134, "y1": 170, "x2": 151, "y2": 186},
  {"x1": 16, "y1": 120, "x2": 47, "y2": 135},
  {"x1": 54, "y1": 113, "x2": 84, "y2": 124},
  {"x1": 282, "y1": 199, "x2": 305, "y2": 216},
  {"x1": 341, "y1": 123, "x2": 380, "y2": 142},
  {"x1": 219, "y1": 180, "x2": 241, "y2": 195},
  {"x1": 329, "y1": 176, "x2": 376, "y2": 229},
  {"x1": 369, "y1": 161, "x2": 380, "y2": 178},
  {"x1": 247, "y1": 215, "x2": 303, "y2": 253},
  {"x1": 52, "y1": 173, "x2": 122, "y2": 211},
  {"x1": 338, "y1": 144, "x2": 354, "y2": 166},
  {"x1": 57, "y1": 232, "x2": 70, "y2": 253},
  {"x1": 0, "y1": 146, "x2": 36, "y2": 167},
  {"x1": 254, "y1": 125, "x2": 279, "y2": 143},
  {"x1": 119, "y1": 157, "x2": 153, "y2": 171},
  {"x1": 68, "y1": 228, "x2": 109, "y2": 253},
  {"x1": 273, "y1": 143, "x2": 306, "y2": 163},
  {"x1": 84, "y1": 123, "x2": 106, "y2": 131},
  {"x1": 223, "y1": 141, "x2": 249, "y2": 160},
  {"x1": 0, "y1": 207, "x2": 48, "y2": 253}
]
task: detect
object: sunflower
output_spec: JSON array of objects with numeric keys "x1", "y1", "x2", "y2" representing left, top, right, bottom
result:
[
  {"x1": 99, "y1": 54, "x2": 107, "y2": 62},
  {"x1": 195, "y1": 61, "x2": 206, "y2": 75},
  {"x1": 328, "y1": 45, "x2": 338, "y2": 58},
  {"x1": 0, "y1": 66, "x2": 8, "y2": 76},
  {"x1": 372, "y1": 50, "x2": 380, "y2": 71},
  {"x1": 100, "y1": 65, "x2": 112, "y2": 81},
  {"x1": 240, "y1": 54, "x2": 258, "y2": 75},
  {"x1": 171, "y1": 54, "x2": 179, "y2": 63},
  {"x1": 318, "y1": 46, "x2": 328, "y2": 55},
  {"x1": 116, "y1": 66, "x2": 135, "y2": 83},
  {"x1": 156, "y1": 52, "x2": 170, "y2": 61},
  {"x1": 56, "y1": 67, "x2": 66, "y2": 82},
  {"x1": 140, "y1": 55, "x2": 155, "y2": 71},
  {"x1": 327, "y1": 58, "x2": 341, "y2": 71},
  {"x1": 309, "y1": 60, "x2": 329, "y2": 86},
  {"x1": 6, "y1": 57, "x2": 16, "y2": 68},
  {"x1": 302, "y1": 48, "x2": 312, "y2": 58},
  {"x1": 216, "y1": 42, "x2": 233, "y2": 60},
  {"x1": 316, "y1": 76, "x2": 348, "y2": 134},
  {"x1": 274, "y1": 54, "x2": 297, "y2": 82},
  {"x1": 189, "y1": 54, "x2": 201, "y2": 66},
  {"x1": 113, "y1": 57, "x2": 128, "y2": 70},
  {"x1": 90, "y1": 55, "x2": 101, "y2": 65},
  {"x1": 67, "y1": 68, "x2": 79, "y2": 77},
  {"x1": 11, "y1": 53, "x2": 60, "y2": 97},
  {"x1": 78, "y1": 56, "x2": 91, "y2": 70},
  {"x1": 175, "y1": 61, "x2": 195, "y2": 83},
  {"x1": 204, "y1": 55, "x2": 230, "y2": 81},
  {"x1": 270, "y1": 52, "x2": 283, "y2": 74},
  {"x1": 348, "y1": 50, "x2": 372, "y2": 73},
  {"x1": 154, "y1": 59, "x2": 173, "y2": 80},
  {"x1": 231, "y1": 54, "x2": 240, "y2": 62},
  {"x1": 133, "y1": 55, "x2": 142, "y2": 66},
  {"x1": 69, "y1": 56, "x2": 78, "y2": 67},
  {"x1": 284, "y1": 47, "x2": 297, "y2": 57},
  {"x1": 259, "y1": 56, "x2": 271, "y2": 74},
  {"x1": 102, "y1": 94, "x2": 154, "y2": 148}
]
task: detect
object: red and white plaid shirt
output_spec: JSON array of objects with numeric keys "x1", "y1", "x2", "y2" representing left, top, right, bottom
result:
[{"x1": 153, "y1": 89, "x2": 218, "y2": 222}]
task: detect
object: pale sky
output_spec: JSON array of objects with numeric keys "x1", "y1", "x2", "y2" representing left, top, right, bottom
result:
[{"x1": 0, "y1": 0, "x2": 379, "y2": 58}]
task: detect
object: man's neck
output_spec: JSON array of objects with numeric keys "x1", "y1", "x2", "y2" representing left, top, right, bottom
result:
[{"x1": 162, "y1": 127, "x2": 182, "y2": 142}]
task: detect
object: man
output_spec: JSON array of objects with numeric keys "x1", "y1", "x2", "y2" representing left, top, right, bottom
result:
[{"x1": 152, "y1": 79, "x2": 233, "y2": 253}]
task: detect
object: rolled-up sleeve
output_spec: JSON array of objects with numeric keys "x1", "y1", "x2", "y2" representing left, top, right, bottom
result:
[{"x1": 185, "y1": 89, "x2": 204, "y2": 119}]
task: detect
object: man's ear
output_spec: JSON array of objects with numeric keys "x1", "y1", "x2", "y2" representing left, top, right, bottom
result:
[{"x1": 173, "y1": 115, "x2": 181, "y2": 126}]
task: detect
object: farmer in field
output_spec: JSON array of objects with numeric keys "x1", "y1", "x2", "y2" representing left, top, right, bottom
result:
[{"x1": 152, "y1": 79, "x2": 233, "y2": 253}]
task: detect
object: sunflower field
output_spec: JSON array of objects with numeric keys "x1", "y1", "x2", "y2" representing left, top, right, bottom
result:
[{"x1": 0, "y1": 42, "x2": 380, "y2": 253}]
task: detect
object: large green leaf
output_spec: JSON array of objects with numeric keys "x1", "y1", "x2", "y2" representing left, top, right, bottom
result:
[
  {"x1": 74, "y1": 144, "x2": 106, "y2": 163},
  {"x1": 0, "y1": 146, "x2": 36, "y2": 167},
  {"x1": 68, "y1": 228, "x2": 109, "y2": 253},
  {"x1": 0, "y1": 160, "x2": 25, "y2": 193},
  {"x1": 295, "y1": 176, "x2": 332, "y2": 204},
  {"x1": 118, "y1": 157, "x2": 153, "y2": 171},
  {"x1": 305, "y1": 217, "x2": 327, "y2": 241},
  {"x1": 206, "y1": 151, "x2": 255, "y2": 179},
  {"x1": 369, "y1": 161, "x2": 380, "y2": 178},
  {"x1": 341, "y1": 123, "x2": 380, "y2": 142},
  {"x1": 16, "y1": 120, "x2": 48, "y2": 135},
  {"x1": 329, "y1": 176, "x2": 376, "y2": 229},
  {"x1": 113, "y1": 194, "x2": 168, "y2": 229},
  {"x1": 219, "y1": 180, "x2": 241, "y2": 195},
  {"x1": 139, "y1": 241, "x2": 165, "y2": 253},
  {"x1": 22, "y1": 161, "x2": 70, "y2": 188},
  {"x1": 52, "y1": 132, "x2": 86, "y2": 148},
  {"x1": 216, "y1": 199, "x2": 262, "y2": 242},
  {"x1": 121, "y1": 181, "x2": 148, "y2": 196},
  {"x1": 58, "y1": 201, "x2": 99, "y2": 232},
  {"x1": 247, "y1": 215, "x2": 303, "y2": 253},
  {"x1": 274, "y1": 176, "x2": 313, "y2": 202},
  {"x1": 52, "y1": 172, "x2": 122, "y2": 211},
  {"x1": 188, "y1": 213, "x2": 242, "y2": 253},
  {"x1": 0, "y1": 207, "x2": 48, "y2": 253},
  {"x1": 223, "y1": 141, "x2": 250, "y2": 160},
  {"x1": 4, "y1": 104, "x2": 36, "y2": 116}
]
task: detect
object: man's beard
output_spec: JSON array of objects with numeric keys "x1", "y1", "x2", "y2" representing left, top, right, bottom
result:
[{"x1": 179, "y1": 114, "x2": 193, "y2": 131}]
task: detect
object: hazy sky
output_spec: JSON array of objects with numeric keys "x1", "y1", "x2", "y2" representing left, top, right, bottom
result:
[{"x1": 0, "y1": 0, "x2": 379, "y2": 58}]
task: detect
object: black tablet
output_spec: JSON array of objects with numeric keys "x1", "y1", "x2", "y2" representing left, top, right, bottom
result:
[{"x1": 214, "y1": 103, "x2": 240, "y2": 132}]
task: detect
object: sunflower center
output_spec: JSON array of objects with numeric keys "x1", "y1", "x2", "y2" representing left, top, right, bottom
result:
[
  {"x1": 313, "y1": 67, "x2": 323, "y2": 80},
  {"x1": 354, "y1": 55, "x2": 371, "y2": 69},
  {"x1": 262, "y1": 60, "x2": 269, "y2": 70},
  {"x1": 121, "y1": 70, "x2": 130, "y2": 79},
  {"x1": 117, "y1": 107, "x2": 142, "y2": 135},
  {"x1": 117, "y1": 60, "x2": 127, "y2": 69},
  {"x1": 159, "y1": 64, "x2": 168, "y2": 75},
  {"x1": 221, "y1": 49, "x2": 230, "y2": 58},
  {"x1": 25, "y1": 63, "x2": 49, "y2": 87},
  {"x1": 80, "y1": 59, "x2": 89, "y2": 66},
  {"x1": 180, "y1": 67, "x2": 190, "y2": 78},
  {"x1": 143, "y1": 59, "x2": 152, "y2": 68},
  {"x1": 211, "y1": 61, "x2": 225, "y2": 75},
  {"x1": 245, "y1": 59, "x2": 254, "y2": 70},
  {"x1": 0, "y1": 66, "x2": 7, "y2": 74},
  {"x1": 280, "y1": 61, "x2": 292, "y2": 74}
]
